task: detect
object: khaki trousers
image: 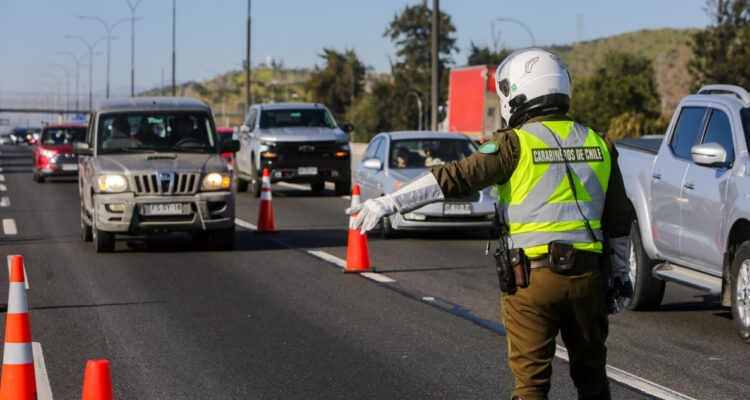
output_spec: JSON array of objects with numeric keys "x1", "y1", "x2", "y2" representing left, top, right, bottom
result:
[{"x1": 502, "y1": 261, "x2": 610, "y2": 400}]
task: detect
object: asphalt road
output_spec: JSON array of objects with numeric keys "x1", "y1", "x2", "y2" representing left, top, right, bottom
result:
[{"x1": 0, "y1": 145, "x2": 747, "y2": 399}]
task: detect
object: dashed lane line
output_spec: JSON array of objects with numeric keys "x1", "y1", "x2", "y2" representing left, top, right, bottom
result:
[
  {"x1": 234, "y1": 218, "x2": 696, "y2": 400},
  {"x1": 3, "y1": 218, "x2": 17, "y2": 235},
  {"x1": 33, "y1": 342, "x2": 53, "y2": 400},
  {"x1": 0, "y1": 174, "x2": 5, "y2": 182},
  {"x1": 7, "y1": 255, "x2": 30, "y2": 289},
  {"x1": 1, "y1": 196, "x2": 10, "y2": 207},
  {"x1": 0, "y1": 184, "x2": 7, "y2": 191}
]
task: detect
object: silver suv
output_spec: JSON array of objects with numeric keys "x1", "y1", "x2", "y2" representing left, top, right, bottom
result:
[{"x1": 74, "y1": 97, "x2": 240, "y2": 252}]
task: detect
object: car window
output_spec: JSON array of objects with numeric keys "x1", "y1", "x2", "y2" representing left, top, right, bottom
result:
[
  {"x1": 670, "y1": 107, "x2": 708, "y2": 160},
  {"x1": 390, "y1": 138, "x2": 477, "y2": 168},
  {"x1": 364, "y1": 137, "x2": 383, "y2": 160},
  {"x1": 740, "y1": 108, "x2": 750, "y2": 153},
  {"x1": 41, "y1": 127, "x2": 86, "y2": 145},
  {"x1": 246, "y1": 109, "x2": 257, "y2": 131},
  {"x1": 97, "y1": 112, "x2": 216, "y2": 154},
  {"x1": 374, "y1": 139, "x2": 387, "y2": 164},
  {"x1": 701, "y1": 109, "x2": 734, "y2": 164},
  {"x1": 258, "y1": 109, "x2": 336, "y2": 129}
]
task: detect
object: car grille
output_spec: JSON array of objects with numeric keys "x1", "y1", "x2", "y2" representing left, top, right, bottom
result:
[
  {"x1": 444, "y1": 193, "x2": 480, "y2": 203},
  {"x1": 133, "y1": 172, "x2": 200, "y2": 195},
  {"x1": 267, "y1": 141, "x2": 345, "y2": 162}
]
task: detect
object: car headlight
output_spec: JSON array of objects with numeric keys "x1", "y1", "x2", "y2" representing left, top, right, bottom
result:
[
  {"x1": 97, "y1": 174, "x2": 128, "y2": 193},
  {"x1": 259, "y1": 140, "x2": 274, "y2": 153},
  {"x1": 202, "y1": 172, "x2": 230, "y2": 191},
  {"x1": 40, "y1": 148, "x2": 57, "y2": 158},
  {"x1": 489, "y1": 186, "x2": 499, "y2": 199},
  {"x1": 339, "y1": 143, "x2": 351, "y2": 151}
]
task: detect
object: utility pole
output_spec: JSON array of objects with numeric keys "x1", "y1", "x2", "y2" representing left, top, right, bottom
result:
[
  {"x1": 172, "y1": 0, "x2": 176, "y2": 96},
  {"x1": 431, "y1": 0, "x2": 439, "y2": 131},
  {"x1": 245, "y1": 0, "x2": 252, "y2": 113},
  {"x1": 65, "y1": 35, "x2": 104, "y2": 111},
  {"x1": 57, "y1": 51, "x2": 85, "y2": 113},
  {"x1": 125, "y1": 0, "x2": 143, "y2": 97}
]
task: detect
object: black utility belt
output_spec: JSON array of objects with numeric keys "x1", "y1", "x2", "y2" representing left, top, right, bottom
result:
[{"x1": 495, "y1": 242, "x2": 600, "y2": 294}]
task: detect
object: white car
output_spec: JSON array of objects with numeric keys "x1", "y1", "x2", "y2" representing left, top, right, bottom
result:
[{"x1": 353, "y1": 131, "x2": 497, "y2": 238}]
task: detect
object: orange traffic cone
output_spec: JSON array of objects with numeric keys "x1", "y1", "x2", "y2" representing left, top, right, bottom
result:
[
  {"x1": 0, "y1": 256, "x2": 36, "y2": 400},
  {"x1": 81, "y1": 360, "x2": 113, "y2": 400},
  {"x1": 257, "y1": 168, "x2": 275, "y2": 232},
  {"x1": 344, "y1": 185, "x2": 373, "y2": 273}
]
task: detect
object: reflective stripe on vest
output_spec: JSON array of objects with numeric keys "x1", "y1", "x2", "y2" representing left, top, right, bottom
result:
[{"x1": 496, "y1": 121, "x2": 611, "y2": 257}]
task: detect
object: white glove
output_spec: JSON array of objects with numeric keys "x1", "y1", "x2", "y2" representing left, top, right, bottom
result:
[
  {"x1": 346, "y1": 195, "x2": 397, "y2": 233},
  {"x1": 345, "y1": 172, "x2": 445, "y2": 234}
]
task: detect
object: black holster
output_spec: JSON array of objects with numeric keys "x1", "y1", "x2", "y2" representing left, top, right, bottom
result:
[{"x1": 495, "y1": 247, "x2": 529, "y2": 294}]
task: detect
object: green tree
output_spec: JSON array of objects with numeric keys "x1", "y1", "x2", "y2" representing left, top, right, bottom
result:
[
  {"x1": 688, "y1": 0, "x2": 750, "y2": 90},
  {"x1": 570, "y1": 50, "x2": 661, "y2": 133},
  {"x1": 466, "y1": 41, "x2": 511, "y2": 66},
  {"x1": 305, "y1": 48, "x2": 365, "y2": 123},
  {"x1": 384, "y1": 1, "x2": 457, "y2": 129}
]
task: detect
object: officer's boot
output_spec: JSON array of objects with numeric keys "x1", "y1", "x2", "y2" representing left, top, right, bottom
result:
[{"x1": 577, "y1": 386, "x2": 611, "y2": 400}]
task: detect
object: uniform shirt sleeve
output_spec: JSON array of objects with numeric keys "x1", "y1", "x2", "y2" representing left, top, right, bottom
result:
[
  {"x1": 599, "y1": 133, "x2": 635, "y2": 238},
  {"x1": 430, "y1": 128, "x2": 520, "y2": 198}
]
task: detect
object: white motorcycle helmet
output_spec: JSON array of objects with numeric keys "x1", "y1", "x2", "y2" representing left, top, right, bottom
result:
[{"x1": 494, "y1": 48, "x2": 572, "y2": 128}]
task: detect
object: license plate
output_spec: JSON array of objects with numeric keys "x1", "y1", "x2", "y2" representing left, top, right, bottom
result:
[
  {"x1": 443, "y1": 202, "x2": 471, "y2": 215},
  {"x1": 148, "y1": 203, "x2": 183, "y2": 215},
  {"x1": 298, "y1": 167, "x2": 317, "y2": 176},
  {"x1": 61, "y1": 164, "x2": 77, "y2": 171}
]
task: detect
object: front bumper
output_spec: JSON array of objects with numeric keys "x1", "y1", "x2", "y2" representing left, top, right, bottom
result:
[
  {"x1": 260, "y1": 155, "x2": 350, "y2": 183},
  {"x1": 390, "y1": 200, "x2": 495, "y2": 231},
  {"x1": 37, "y1": 162, "x2": 78, "y2": 177},
  {"x1": 93, "y1": 191, "x2": 234, "y2": 234}
]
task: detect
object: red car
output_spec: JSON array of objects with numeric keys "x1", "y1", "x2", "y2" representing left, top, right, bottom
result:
[
  {"x1": 32, "y1": 124, "x2": 87, "y2": 182},
  {"x1": 217, "y1": 126, "x2": 235, "y2": 172}
]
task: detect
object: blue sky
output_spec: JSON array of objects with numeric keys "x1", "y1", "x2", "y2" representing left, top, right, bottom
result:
[{"x1": 0, "y1": 0, "x2": 713, "y2": 96}]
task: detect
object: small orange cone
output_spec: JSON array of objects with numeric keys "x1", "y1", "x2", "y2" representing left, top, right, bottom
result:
[
  {"x1": 344, "y1": 185, "x2": 373, "y2": 273},
  {"x1": 81, "y1": 360, "x2": 113, "y2": 400},
  {"x1": 0, "y1": 256, "x2": 37, "y2": 400},
  {"x1": 257, "y1": 168, "x2": 276, "y2": 232}
]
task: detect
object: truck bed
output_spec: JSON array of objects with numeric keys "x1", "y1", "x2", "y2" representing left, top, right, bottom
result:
[{"x1": 615, "y1": 136, "x2": 664, "y2": 155}]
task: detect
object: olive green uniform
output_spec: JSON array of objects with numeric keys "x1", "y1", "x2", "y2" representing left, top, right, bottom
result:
[{"x1": 430, "y1": 115, "x2": 634, "y2": 400}]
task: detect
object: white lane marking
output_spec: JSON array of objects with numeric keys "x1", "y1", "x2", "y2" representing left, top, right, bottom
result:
[
  {"x1": 3, "y1": 218, "x2": 17, "y2": 235},
  {"x1": 0, "y1": 184, "x2": 7, "y2": 191},
  {"x1": 7, "y1": 255, "x2": 30, "y2": 289},
  {"x1": 32, "y1": 342, "x2": 54, "y2": 400},
  {"x1": 0, "y1": 174, "x2": 5, "y2": 182},
  {"x1": 277, "y1": 182, "x2": 311, "y2": 191},
  {"x1": 1, "y1": 197, "x2": 10, "y2": 207},
  {"x1": 555, "y1": 346, "x2": 696, "y2": 400},
  {"x1": 236, "y1": 215, "x2": 695, "y2": 400},
  {"x1": 235, "y1": 218, "x2": 257, "y2": 231}
]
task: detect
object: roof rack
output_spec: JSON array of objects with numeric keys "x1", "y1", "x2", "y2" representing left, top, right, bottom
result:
[{"x1": 697, "y1": 84, "x2": 750, "y2": 104}]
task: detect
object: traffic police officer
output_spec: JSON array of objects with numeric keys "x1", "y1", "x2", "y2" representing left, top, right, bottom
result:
[{"x1": 348, "y1": 48, "x2": 634, "y2": 400}]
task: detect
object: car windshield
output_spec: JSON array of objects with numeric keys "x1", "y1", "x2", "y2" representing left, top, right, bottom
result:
[
  {"x1": 741, "y1": 108, "x2": 750, "y2": 152},
  {"x1": 41, "y1": 127, "x2": 86, "y2": 145},
  {"x1": 259, "y1": 109, "x2": 336, "y2": 129},
  {"x1": 97, "y1": 112, "x2": 216, "y2": 154},
  {"x1": 390, "y1": 138, "x2": 477, "y2": 169}
]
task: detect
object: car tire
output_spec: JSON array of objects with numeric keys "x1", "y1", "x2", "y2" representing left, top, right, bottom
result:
[
  {"x1": 81, "y1": 210, "x2": 92, "y2": 242},
  {"x1": 249, "y1": 157, "x2": 262, "y2": 198},
  {"x1": 380, "y1": 215, "x2": 398, "y2": 239},
  {"x1": 232, "y1": 176, "x2": 248, "y2": 192},
  {"x1": 627, "y1": 219, "x2": 665, "y2": 310},
  {"x1": 335, "y1": 180, "x2": 351, "y2": 196},
  {"x1": 209, "y1": 227, "x2": 235, "y2": 251},
  {"x1": 93, "y1": 224, "x2": 115, "y2": 253},
  {"x1": 310, "y1": 182, "x2": 325, "y2": 193},
  {"x1": 34, "y1": 173, "x2": 44, "y2": 183},
  {"x1": 730, "y1": 241, "x2": 750, "y2": 344}
]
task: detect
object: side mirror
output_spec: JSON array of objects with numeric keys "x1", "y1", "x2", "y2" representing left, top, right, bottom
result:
[
  {"x1": 340, "y1": 123, "x2": 354, "y2": 133},
  {"x1": 240, "y1": 125, "x2": 251, "y2": 134},
  {"x1": 362, "y1": 158, "x2": 382, "y2": 170},
  {"x1": 73, "y1": 142, "x2": 93, "y2": 156},
  {"x1": 221, "y1": 139, "x2": 240, "y2": 153},
  {"x1": 691, "y1": 142, "x2": 729, "y2": 167}
]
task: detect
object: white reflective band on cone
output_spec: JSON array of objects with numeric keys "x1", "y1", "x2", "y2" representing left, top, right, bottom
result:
[
  {"x1": 350, "y1": 194, "x2": 361, "y2": 208},
  {"x1": 260, "y1": 191, "x2": 272, "y2": 201},
  {"x1": 7, "y1": 282, "x2": 28, "y2": 314},
  {"x1": 2, "y1": 342, "x2": 33, "y2": 365}
]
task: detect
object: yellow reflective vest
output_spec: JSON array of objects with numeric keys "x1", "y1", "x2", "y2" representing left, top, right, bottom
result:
[{"x1": 496, "y1": 120, "x2": 611, "y2": 258}]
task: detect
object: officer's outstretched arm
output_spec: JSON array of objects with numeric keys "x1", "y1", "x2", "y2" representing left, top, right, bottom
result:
[{"x1": 346, "y1": 173, "x2": 445, "y2": 233}]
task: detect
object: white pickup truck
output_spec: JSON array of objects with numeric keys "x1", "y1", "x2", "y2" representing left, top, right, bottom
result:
[{"x1": 617, "y1": 85, "x2": 750, "y2": 343}]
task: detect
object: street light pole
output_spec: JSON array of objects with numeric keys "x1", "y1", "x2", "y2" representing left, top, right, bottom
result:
[
  {"x1": 125, "y1": 0, "x2": 143, "y2": 97},
  {"x1": 491, "y1": 17, "x2": 536, "y2": 53},
  {"x1": 246, "y1": 0, "x2": 252, "y2": 112},
  {"x1": 172, "y1": 0, "x2": 176, "y2": 96},
  {"x1": 50, "y1": 63, "x2": 72, "y2": 115},
  {"x1": 65, "y1": 35, "x2": 105, "y2": 111},
  {"x1": 431, "y1": 0, "x2": 439, "y2": 131},
  {"x1": 408, "y1": 91, "x2": 423, "y2": 131},
  {"x1": 78, "y1": 15, "x2": 128, "y2": 99},
  {"x1": 57, "y1": 51, "x2": 86, "y2": 113}
]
